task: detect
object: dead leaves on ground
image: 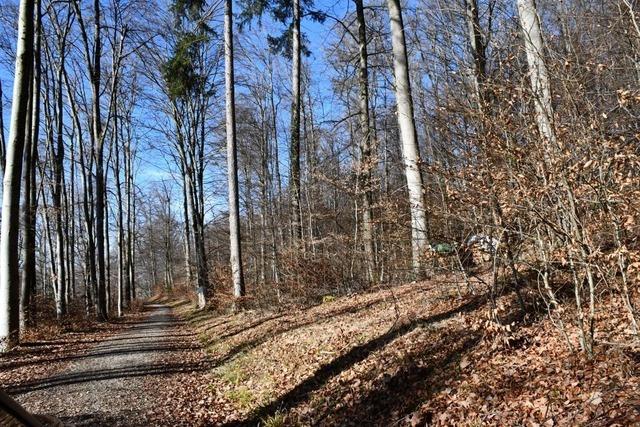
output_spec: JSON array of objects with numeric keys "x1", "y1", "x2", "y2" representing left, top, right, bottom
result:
[{"x1": 145, "y1": 281, "x2": 638, "y2": 426}]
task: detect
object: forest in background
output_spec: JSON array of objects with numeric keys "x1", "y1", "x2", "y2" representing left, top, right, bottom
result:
[{"x1": 0, "y1": 0, "x2": 638, "y2": 362}]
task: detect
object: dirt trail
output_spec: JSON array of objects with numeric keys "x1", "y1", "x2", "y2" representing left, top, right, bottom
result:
[{"x1": 11, "y1": 304, "x2": 184, "y2": 426}]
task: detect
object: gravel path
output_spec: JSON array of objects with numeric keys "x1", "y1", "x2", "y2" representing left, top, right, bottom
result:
[{"x1": 12, "y1": 304, "x2": 183, "y2": 426}]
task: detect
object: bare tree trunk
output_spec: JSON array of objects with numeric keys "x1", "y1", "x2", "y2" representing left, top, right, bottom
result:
[
  {"x1": 105, "y1": 182, "x2": 111, "y2": 313},
  {"x1": 68, "y1": 129, "x2": 76, "y2": 300},
  {"x1": 92, "y1": 0, "x2": 108, "y2": 321},
  {"x1": 128, "y1": 185, "x2": 136, "y2": 302},
  {"x1": 290, "y1": 0, "x2": 302, "y2": 243},
  {"x1": 355, "y1": 0, "x2": 377, "y2": 284},
  {"x1": 516, "y1": 0, "x2": 555, "y2": 147},
  {"x1": 225, "y1": 0, "x2": 245, "y2": 299},
  {"x1": 386, "y1": 0, "x2": 428, "y2": 278},
  {"x1": 63, "y1": 63, "x2": 97, "y2": 318},
  {"x1": 0, "y1": 81, "x2": 6, "y2": 176},
  {"x1": 465, "y1": 0, "x2": 487, "y2": 104},
  {"x1": 0, "y1": 0, "x2": 35, "y2": 352},
  {"x1": 114, "y1": 102, "x2": 125, "y2": 316},
  {"x1": 180, "y1": 165, "x2": 192, "y2": 286},
  {"x1": 517, "y1": 0, "x2": 596, "y2": 355},
  {"x1": 53, "y1": 50, "x2": 66, "y2": 319},
  {"x1": 125, "y1": 137, "x2": 133, "y2": 306},
  {"x1": 20, "y1": 0, "x2": 40, "y2": 329}
]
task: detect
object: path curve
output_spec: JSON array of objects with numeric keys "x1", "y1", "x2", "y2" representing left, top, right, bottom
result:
[{"x1": 13, "y1": 304, "x2": 180, "y2": 426}]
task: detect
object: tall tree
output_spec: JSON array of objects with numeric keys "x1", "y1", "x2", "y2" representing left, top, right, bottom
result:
[
  {"x1": 225, "y1": 0, "x2": 246, "y2": 298},
  {"x1": 20, "y1": 0, "x2": 41, "y2": 329},
  {"x1": 289, "y1": 0, "x2": 302, "y2": 243},
  {"x1": 354, "y1": 0, "x2": 377, "y2": 283},
  {"x1": 0, "y1": 0, "x2": 35, "y2": 352},
  {"x1": 71, "y1": 0, "x2": 108, "y2": 320},
  {"x1": 239, "y1": 0, "x2": 325, "y2": 247},
  {"x1": 0, "y1": 81, "x2": 6, "y2": 176},
  {"x1": 91, "y1": 0, "x2": 108, "y2": 321},
  {"x1": 386, "y1": 0, "x2": 428, "y2": 277}
]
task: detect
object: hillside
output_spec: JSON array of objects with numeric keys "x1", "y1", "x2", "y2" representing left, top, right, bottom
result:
[{"x1": 147, "y1": 279, "x2": 640, "y2": 426}]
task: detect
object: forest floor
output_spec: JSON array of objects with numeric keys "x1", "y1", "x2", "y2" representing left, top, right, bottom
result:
[
  {"x1": 1, "y1": 279, "x2": 639, "y2": 426},
  {"x1": 1, "y1": 304, "x2": 201, "y2": 426},
  {"x1": 150, "y1": 278, "x2": 640, "y2": 426}
]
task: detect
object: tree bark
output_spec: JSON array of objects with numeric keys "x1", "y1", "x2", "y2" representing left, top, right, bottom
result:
[
  {"x1": 92, "y1": 0, "x2": 108, "y2": 321},
  {"x1": 290, "y1": 0, "x2": 302, "y2": 243},
  {"x1": 20, "y1": 0, "x2": 40, "y2": 329},
  {"x1": 465, "y1": 0, "x2": 487, "y2": 104},
  {"x1": 0, "y1": 0, "x2": 35, "y2": 352},
  {"x1": 355, "y1": 0, "x2": 377, "y2": 284},
  {"x1": 386, "y1": 0, "x2": 428, "y2": 278},
  {"x1": 225, "y1": 0, "x2": 245, "y2": 299},
  {"x1": 0, "y1": 81, "x2": 6, "y2": 176},
  {"x1": 516, "y1": 0, "x2": 555, "y2": 146}
]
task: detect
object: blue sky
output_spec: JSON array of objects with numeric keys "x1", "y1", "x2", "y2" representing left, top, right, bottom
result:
[{"x1": 0, "y1": 0, "x2": 365, "y2": 217}]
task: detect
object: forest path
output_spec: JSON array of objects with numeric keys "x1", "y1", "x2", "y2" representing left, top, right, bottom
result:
[{"x1": 12, "y1": 304, "x2": 190, "y2": 426}]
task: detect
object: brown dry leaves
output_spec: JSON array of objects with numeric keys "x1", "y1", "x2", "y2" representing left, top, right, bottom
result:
[{"x1": 145, "y1": 280, "x2": 639, "y2": 426}]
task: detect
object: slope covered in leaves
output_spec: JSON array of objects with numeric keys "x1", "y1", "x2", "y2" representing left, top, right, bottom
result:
[{"x1": 149, "y1": 280, "x2": 639, "y2": 426}]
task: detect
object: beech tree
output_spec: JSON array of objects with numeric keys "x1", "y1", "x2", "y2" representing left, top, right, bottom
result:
[
  {"x1": 0, "y1": 0, "x2": 35, "y2": 352},
  {"x1": 225, "y1": 0, "x2": 245, "y2": 299},
  {"x1": 354, "y1": 0, "x2": 376, "y2": 283},
  {"x1": 386, "y1": 0, "x2": 428, "y2": 277},
  {"x1": 19, "y1": 0, "x2": 41, "y2": 329}
]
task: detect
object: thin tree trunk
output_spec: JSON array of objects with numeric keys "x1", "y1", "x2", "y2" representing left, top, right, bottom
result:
[
  {"x1": 180, "y1": 164, "x2": 192, "y2": 286},
  {"x1": 53, "y1": 53, "x2": 66, "y2": 318},
  {"x1": 225, "y1": 0, "x2": 245, "y2": 299},
  {"x1": 115, "y1": 105, "x2": 125, "y2": 316},
  {"x1": 290, "y1": 0, "x2": 302, "y2": 243},
  {"x1": 129, "y1": 185, "x2": 136, "y2": 302},
  {"x1": 125, "y1": 138, "x2": 133, "y2": 306}
]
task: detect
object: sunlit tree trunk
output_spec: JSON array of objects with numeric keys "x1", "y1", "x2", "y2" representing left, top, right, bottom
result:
[
  {"x1": 517, "y1": 0, "x2": 596, "y2": 355},
  {"x1": 0, "y1": 81, "x2": 6, "y2": 176},
  {"x1": 225, "y1": 0, "x2": 245, "y2": 299},
  {"x1": 516, "y1": 0, "x2": 555, "y2": 147},
  {"x1": 386, "y1": 0, "x2": 428, "y2": 277},
  {"x1": 0, "y1": 0, "x2": 35, "y2": 352}
]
